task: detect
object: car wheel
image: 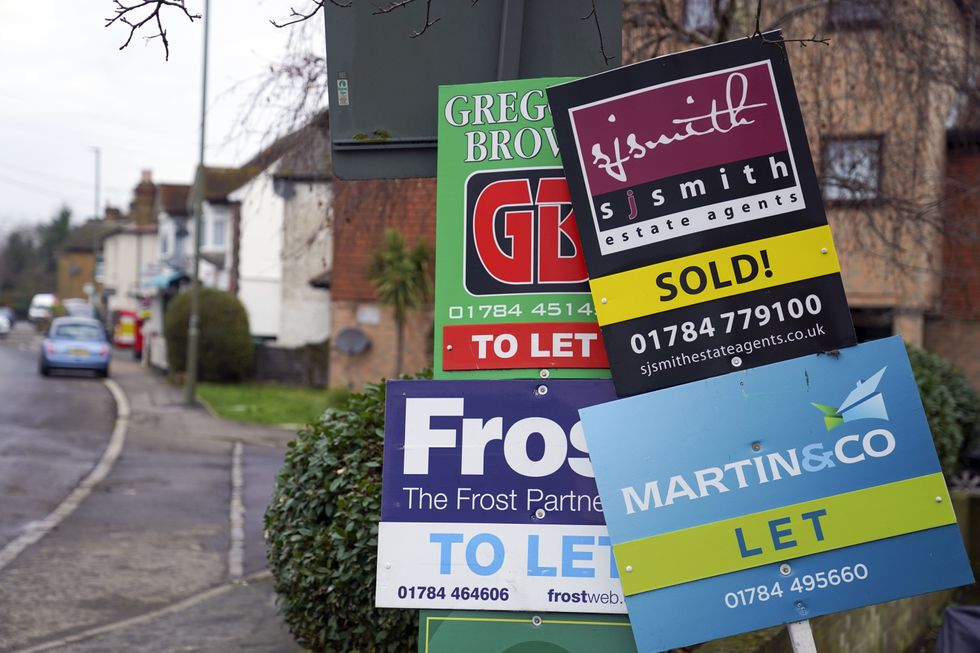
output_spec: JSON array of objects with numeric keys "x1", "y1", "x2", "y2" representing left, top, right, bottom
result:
[
  {"x1": 99, "y1": 368, "x2": 110, "y2": 378},
  {"x1": 39, "y1": 363, "x2": 50, "y2": 377}
]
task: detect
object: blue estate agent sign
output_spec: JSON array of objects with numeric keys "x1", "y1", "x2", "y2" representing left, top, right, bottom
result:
[
  {"x1": 579, "y1": 337, "x2": 973, "y2": 652},
  {"x1": 376, "y1": 379, "x2": 628, "y2": 613}
]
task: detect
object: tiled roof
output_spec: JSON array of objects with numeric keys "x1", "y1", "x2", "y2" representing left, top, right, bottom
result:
[
  {"x1": 157, "y1": 184, "x2": 191, "y2": 216},
  {"x1": 197, "y1": 166, "x2": 261, "y2": 204},
  {"x1": 193, "y1": 112, "x2": 332, "y2": 203},
  {"x1": 60, "y1": 220, "x2": 121, "y2": 251}
]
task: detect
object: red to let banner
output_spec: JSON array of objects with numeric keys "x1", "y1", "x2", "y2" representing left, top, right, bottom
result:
[{"x1": 442, "y1": 322, "x2": 609, "y2": 371}]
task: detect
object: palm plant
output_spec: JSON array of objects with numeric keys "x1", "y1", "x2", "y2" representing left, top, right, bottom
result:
[{"x1": 367, "y1": 228, "x2": 432, "y2": 378}]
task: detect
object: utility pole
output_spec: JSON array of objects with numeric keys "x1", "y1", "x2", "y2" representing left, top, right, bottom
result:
[
  {"x1": 91, "y1": 146, "x2": 101, "y2": 311},
  {"x1": 185, "y1": 0, "x2": 209, "y2": 405}
]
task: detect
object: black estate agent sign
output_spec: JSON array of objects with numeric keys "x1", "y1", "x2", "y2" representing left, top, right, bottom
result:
[{"x1": 548, "y1": 35, "x2": 855, "y2": 396}]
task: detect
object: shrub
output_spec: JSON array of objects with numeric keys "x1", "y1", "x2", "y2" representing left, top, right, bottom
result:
[
  {"x1": 266, "y1": 372, "x2": 430, "y2": 652},
  {"x1": 164, "y1": 286, "x2": 254, "y2": 382},
  {"x1": 324, "y1": 386, "x2": 352, "y2": 409},
  {"x1": 907, "y1": 345, "x2": 980, "y2": 477}
]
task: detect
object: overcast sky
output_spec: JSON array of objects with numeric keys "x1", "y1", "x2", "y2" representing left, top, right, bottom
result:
[{"x1": 0, "y1": 1, "x2": 324, "y2": 229}]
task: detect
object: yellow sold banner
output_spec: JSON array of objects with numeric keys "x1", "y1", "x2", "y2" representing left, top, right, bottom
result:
[
  {"x1": 592, "y1": 226, "x2": 841, "y2": 326},
  {"x1": 613, "y1": 473, "x2": 955, "y2": 596}
]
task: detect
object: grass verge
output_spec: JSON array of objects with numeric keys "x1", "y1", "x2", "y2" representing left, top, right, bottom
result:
[{"x1": 197, "y1": 382, "x2": 349, "y2": 427}]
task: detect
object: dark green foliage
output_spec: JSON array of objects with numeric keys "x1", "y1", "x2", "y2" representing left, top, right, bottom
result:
[
  {"x1": 367, "y1": 229, "x2": 433, "y2": 378},
  {"x1": 0, "y1": 206, "x2": 71, "y2": 310},
  {"x1": 265, "y1": 373, "x2": 431, "y2": 652},
  {"x1": 907, "y1": 345, "x2": 980, "y2": 477},
  {"x1": 164, "y1": 287, "x2": 254, "y2": 382},
  {"x1": 324, "y1": 386, "x2": 352, "y2": 409}
]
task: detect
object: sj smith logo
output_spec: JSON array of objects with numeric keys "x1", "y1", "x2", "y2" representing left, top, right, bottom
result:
[
  {"x1": 812, "y1": 367, "x2": 889, "y2": 430},
  {"x1": 464, "y1": 169, "x2": 589, "y2": 296}
]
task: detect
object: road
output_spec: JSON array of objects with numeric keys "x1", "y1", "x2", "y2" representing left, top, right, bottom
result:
[
  {"x1": 0, "y1": 323, "x2": 114, "y2": 550},
  {"x1": 0, "y1": 322, "x2": 297, "y2": 652}
]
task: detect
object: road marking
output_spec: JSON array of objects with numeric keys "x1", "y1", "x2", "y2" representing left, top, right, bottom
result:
[
  {"x1": 12, "y1": 570, "x2": 273, "y2": 653},
  {"x1": 229, "y1": 441, "x2": 245, "y2": 582},
  {"x1": 0, "y1": 378, "x2": 130, "y2": 572}
]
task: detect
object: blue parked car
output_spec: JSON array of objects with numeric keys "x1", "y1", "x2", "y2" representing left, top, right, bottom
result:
[{"x1": 39, "y1": 317, "x2": 111, "y2": 377}]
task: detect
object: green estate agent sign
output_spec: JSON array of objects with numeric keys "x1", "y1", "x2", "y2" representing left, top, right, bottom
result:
[
  {"x1": 419, "y1": 610, "x2": 637, "y2": 653},
  {"x1": 433, "y1": 78, "x2": 611, "y2": 380}
]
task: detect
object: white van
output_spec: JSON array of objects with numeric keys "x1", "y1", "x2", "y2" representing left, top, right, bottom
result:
[{"x1": 28, "y1": 293, "x2": 56, "y2": 322}]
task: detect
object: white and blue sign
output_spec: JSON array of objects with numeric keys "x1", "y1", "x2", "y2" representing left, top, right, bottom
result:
[
  {"x1": 376, "y1": 379, "x2": 628, "y2": 613},
  {"x1": 580, "y1": 337, "x2": 973, "y2": 651}
]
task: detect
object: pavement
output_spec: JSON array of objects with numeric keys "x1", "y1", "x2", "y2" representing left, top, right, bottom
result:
[{"x1": 0, "y1": 346, "x2": 300, "y2": 653}]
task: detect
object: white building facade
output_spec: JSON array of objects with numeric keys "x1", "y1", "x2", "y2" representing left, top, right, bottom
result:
[{"x1": 232, "y1": 160, "x2": 332, "y2": 348}]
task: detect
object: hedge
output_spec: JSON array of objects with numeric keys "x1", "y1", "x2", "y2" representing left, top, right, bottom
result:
[
  {"x1": 265, "y1": 374, "x2": 427, "y2": 652},
  {"x1": 907, "y1": 344, "x2": 980, "y2": 477},
  {"x1": 164, "y1": 286, "x2": 254, "y2": 382}
]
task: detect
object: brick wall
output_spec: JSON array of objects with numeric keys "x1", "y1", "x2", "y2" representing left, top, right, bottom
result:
[
  {"x1": 56, "y1": 252, "x2": 100, "y2": 301},
  {"x1": 922, "y1": 142, "x2": 980, "y2": 391},
  {"x1": 331, "y1": 178, "x2": 436, "y2": 301},
  {"x1": 328, "y1": 178, "x2": 437, "y2": 387},
  {"x1": 925, "y1": 317, "x2": 980, "y2": 391},
  {"x1": 328, "y1": 300, "x2": 432, "y2": 389},
  {"x1": 943, "y1": 145, "x2": 980, "y2": 321}
]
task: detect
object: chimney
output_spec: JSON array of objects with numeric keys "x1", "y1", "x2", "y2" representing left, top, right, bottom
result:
[
  {"x1": 104, "y1": 206, "x2": 124, "y2": 222},
  {"x1": 129, "y1": 169, "x2": 157, "y2": 227}
]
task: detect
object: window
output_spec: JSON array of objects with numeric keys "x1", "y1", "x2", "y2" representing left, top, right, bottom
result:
[
  {"x1": 851, "y1": 308, "x2": 892, "y2": 343},
  {"x1": 822, "y1": 136, "x2": 882, "y2": 204},
  {"x1": 684, "y1": 0, "x2": 719, "y2": 35},
  {"x1": 827, "y1": 0, "x2": 888, "y2": 30},
  {"x1": 211, "y1": 214, "x2": 227, "y2": 248}
]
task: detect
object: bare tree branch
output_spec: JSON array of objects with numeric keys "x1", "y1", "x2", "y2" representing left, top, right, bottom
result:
[
  {"x1": 582, "y1": 0, "x2": 615, "y2": 65},
  {"x1": 752, "y1": 0, "x2": 830, "y2": 48},
  {"x1": 372, "y1": 0, "x2": 443, "y2": 38},
  {"x1": 270, "y1": 1, "x2": 352, "y2": 29},
  {"x1": 105, "y1": 0, "x2": 199, "y2": 61}
]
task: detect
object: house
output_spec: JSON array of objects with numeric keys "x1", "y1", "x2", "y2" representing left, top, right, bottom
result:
[
  {"x1": 327, "y1": 178, "x2": 436, "y2": 389},
  {"x1": 154, "y1": 183, "x2": 192, "y2": 275},
  {"x1": 55, "y1": 216, "x2": 121, "y2": 309},
  {"x1": 101, "y1": 171, "x2": 159, "y2": 321},
  {"x1": 189, "y1": 165, "x2": 256, "y2": 293},
  {"x1": 142, "y1": 182, "x2": 192, "y2": 371},
  {"x1": 230, "y1": 112, "x2": 333, "y2": 351}
]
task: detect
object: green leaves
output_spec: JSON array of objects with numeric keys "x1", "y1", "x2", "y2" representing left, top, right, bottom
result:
[
  {"x1": 265, "y1": 370, "x2": 431, "y2": 652},
  {"x1": 164, "y1": 287, "x2": 254, "y2": 382},
  {"x1": 907, "y1": 345, "x2": 980, "y2": 478}
]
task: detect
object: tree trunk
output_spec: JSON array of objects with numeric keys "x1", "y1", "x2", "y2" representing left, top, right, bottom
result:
[{"x1": 394, "y1": 318, "x2": 405, "y2": 379}]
